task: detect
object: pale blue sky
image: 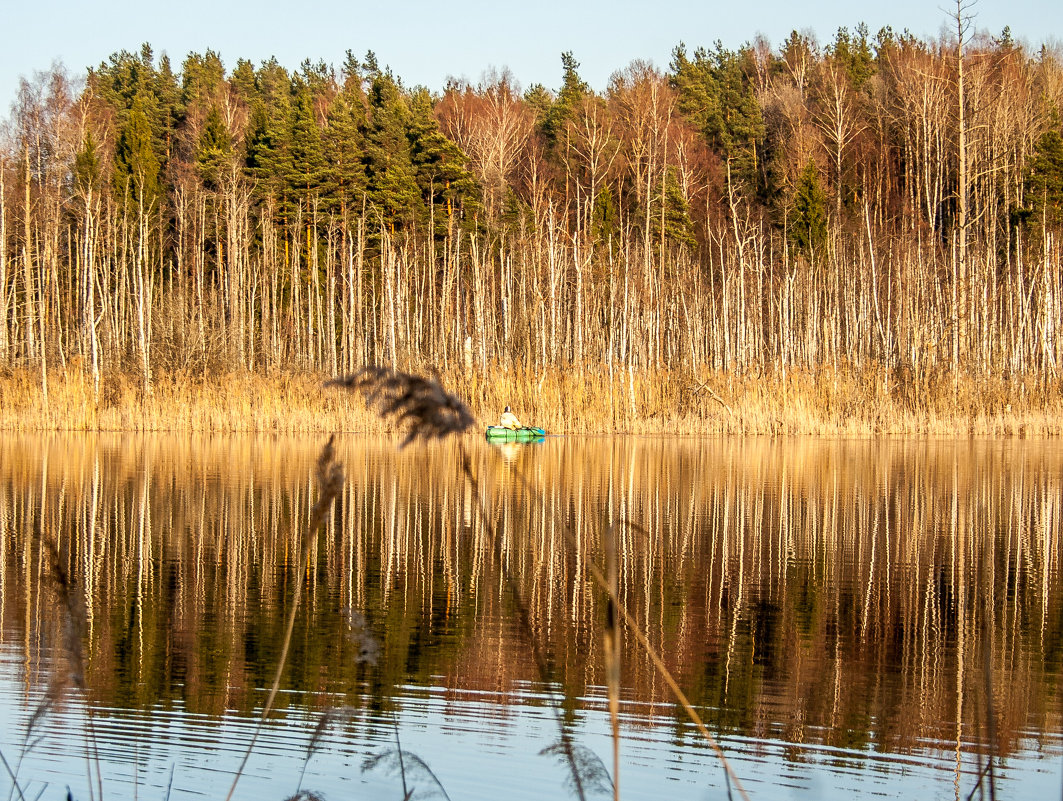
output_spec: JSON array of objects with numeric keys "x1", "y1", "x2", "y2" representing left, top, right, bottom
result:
[{"x1": 2, "y1": 0, "x2": 1060, "y2": 111}]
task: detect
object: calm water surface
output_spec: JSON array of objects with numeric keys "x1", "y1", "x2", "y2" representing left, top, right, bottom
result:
[{"x1": 0, "y1": 433, "x2": 1060, "y2": 800}]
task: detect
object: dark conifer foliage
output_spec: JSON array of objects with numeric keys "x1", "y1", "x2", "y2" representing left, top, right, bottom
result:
[
  {"x1": 1, "y1": 31, "x2": 1061, "y2": 386},
  {"x1": 363, "y1": 73, "x2": 422, "y2": 230},
  {"x1": 790, "y1": 159, "x2": 828, "y2": 258}
]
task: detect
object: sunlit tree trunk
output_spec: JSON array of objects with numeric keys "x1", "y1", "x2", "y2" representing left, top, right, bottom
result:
[{"x1": 0, "y1": 157, "x2": 9, "y2": 362}]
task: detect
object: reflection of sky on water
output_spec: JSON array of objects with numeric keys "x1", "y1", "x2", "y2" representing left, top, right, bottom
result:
[{"x1": 2, "y1": 646, "x2": 1059, "y2": 801}]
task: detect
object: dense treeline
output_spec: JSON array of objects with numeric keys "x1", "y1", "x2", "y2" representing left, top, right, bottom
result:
[{"x1": 1, "y1": 19, "x2": 1062, "y2": 409}]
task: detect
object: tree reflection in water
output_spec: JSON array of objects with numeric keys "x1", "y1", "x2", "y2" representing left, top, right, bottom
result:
[{"x1": 0, "y1": 433, "x2": 1060, "y2": 799}]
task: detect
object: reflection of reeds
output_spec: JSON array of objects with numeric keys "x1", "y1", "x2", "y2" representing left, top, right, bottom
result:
[
  {"x1": 26, "y1": 540, "x2": 87, "y2": 742},
  {"x1": 339, "y1": 366, "x2": 604, "y2": 798},
  {"x1": 0, "y1": 529, "x2": 103, "y2": 801},
  {"x1": 224, "y1": 435, "x2": 345, "y2": 801},
  {"x1": 2, "y1": 410, "x2": 1055, "y2": 798},
  {"x1": 27, "y1": 537, "x2": 103, "y2": 801}
]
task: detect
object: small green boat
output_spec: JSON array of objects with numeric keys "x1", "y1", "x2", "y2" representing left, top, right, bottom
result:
[{"x1": 485, "y1": 426, "x2": 546, "y2": 442}]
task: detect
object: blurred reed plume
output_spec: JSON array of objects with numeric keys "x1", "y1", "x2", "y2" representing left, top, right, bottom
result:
[
  {"x1": 328, "y1": 367, "x2": 475, "y2": 446},
  {"x1": 362, "y1": 748, "x2": 453, "y2": 801},
  {"x1": 307, "y1": 435, "x2": 345, "y2": 542},
  {"x1": 296, "y1": 706, "x2": 360, "y2": 795},
  {"x1": 6, "y1": 536, "x2": 103, "y2": 801},
  {"x1": 539, "y1": 743, "x2": 614, "y2": 798}
]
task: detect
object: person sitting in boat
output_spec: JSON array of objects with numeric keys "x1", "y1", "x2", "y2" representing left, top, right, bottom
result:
[{"x1": 499, "y1": 406, "x2": 522, "y2": 429}]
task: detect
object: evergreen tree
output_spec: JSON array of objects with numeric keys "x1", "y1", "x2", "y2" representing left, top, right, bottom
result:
[
  {"x1": 298, "y1": 58, "x2": 335, "y2": 97},
  {"x1": 154, "y1": 53, "x2": 182, "y2": 170},
  {"x1": 660, "y1": 169, "x2": 697, "y2": 248},
  {"x1": 113, "y1": 95, "x2": 161, "y2": 210},
  {"x1": 286, "y1": 80, "x2": 327, "y2": 201},
  {"x1": 323, "y1": 91, "x2": 368, "y2": 216},
  {"x1": 181, "y1": 50, "x2": 226, "y2": 113},
  {"x1": 340, "y1": 50, "x2": 364, "y2": 93},
  {"x1": 256, "y1": 57, "x2": 294, "y2": 110},
  {"x1": 523, "y1": 83, "x2": 554, "y2": 127},
  {"x1": 671, "y1": 42, "x2": 765, "y2": 191},
  {"x1": 230, "y1": 58, "x2": 258, "y2": 103},
  {"x1": 243, "y1": 60, "x2": 293, "y2": 205},
  {"x1": 541, "y1": 52, "x2": 589, "y2": 145},
  {"x1": 790, "y1": 159, "x2": 828, "y2": 258},
  {"x1": 74, "y1": 131, "x2": 102, "y2": 197},
  {"x1": 592, "y1": 187, "x2": 619, "y2": 244},
  {"x1": 92, "y1": 46, "x2": 168, "y2": 173},
  {"x1": 197, "y1": 104, "x2": 232, "y2": 189},
  {"x1": 244, "y1": 101, "x2": 285, "y2": 196},
  {"x1": 1023, "y1": 126, "x2": 1063, "y2": 229},
  {"x1": 829, "y1": 25, "x2": 875, "y2": 90},
  {"x1": 778, "y1": 30, "x2": 818, "y2": 93},
  {"x1": 362, "y1": 73, "x2": 420, "y2": 230},
  {"x1": 408, "y1": 88, "x2": 480, "y2": 237}
]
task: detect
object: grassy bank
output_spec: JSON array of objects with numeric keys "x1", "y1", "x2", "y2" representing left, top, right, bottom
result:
[{"x1": 0, "y1": 365, "x2": 1059, "y2": 435}]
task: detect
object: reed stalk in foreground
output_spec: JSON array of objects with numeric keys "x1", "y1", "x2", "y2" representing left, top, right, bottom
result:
[
  {"x1": 603, "y1": 525, "x2": 621, "y2": 801},
  {"x1": 335, "y1": 367, "x2": 602, "y2": 800},
  {"x1": 15, "y1": 537, "x2": 104, "y2": 801},
  {"x1": 336, "y1": 366, "x2": 750, "y2": 800},
  {"x1": 223, "y1": 436, "x2": 345, "y2": 801}
]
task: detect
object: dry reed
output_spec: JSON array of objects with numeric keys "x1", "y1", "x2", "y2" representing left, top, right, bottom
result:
[{"x1": 1, "y1": 364, "x2": 1060, "y2": 436}]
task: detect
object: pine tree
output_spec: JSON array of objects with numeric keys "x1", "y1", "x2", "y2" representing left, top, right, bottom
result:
[
  {"x1": 243, "y1": 60, "x2": 293, "y2": 207},
  {"x1": 592, "y1": 186, "x2": 619, "y2": 244},
  {"x1": 323, "y1": 91, "x2": 368, "y2": 216},
  {"x1": 523, "y1": 83, "x2": 554, "y2": 128},
  {"x1": 113, "y1": 95, "x2": 161, "y2": 210},
  {"x1": 671, "y1": 42, "x2": 765, "y2": 191},
  {"x1": 181, "y1": 50, "x2": 226, "y2": 113},
  {"x1": 1023, "y1": 126, "x2": 1063, "y2": 230},
  {"x1": 362, "y1": 73, "x2": 420, "y2": 230},
  {"x1": 286, "y1": 81, "x2": 327, "y2": 201},
  {"x1": 197, "y1": 104, "x2": 232, "y2": 189},
  {"x1": 230, "y1": 58, "x2": 257, "y2": 103},
  {"x1": 790, "y1": 159, "x2": 828, "y2": 258},
  {"x1": 655, "y1": 169, "x2": 697, "y2": 248},
  {"x1": 829, "y1": 24, "x2": 875, "y2": 90},
  {"x1": 155, "y1": 53, "x2": 182, "y2": 172},
  {"x1": 541, "y1": 52, "x2": 589, "y2": 146},
  {"x1": 408, "y1": 88, "x2": 479, "y2": 237},
  {"x1": 93, "y1": 46, "x2": 169, "y2": 179},
  {"x1": 245, "y1": 102, "x2": 284, "y2": 196},
  {"x1": 74, "y1": 131, "x2": 101, "y2": 196}
]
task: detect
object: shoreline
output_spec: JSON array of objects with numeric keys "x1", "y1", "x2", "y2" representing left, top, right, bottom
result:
[{"x1": 0, "y1": 366, "x2": 1059, "y2": 437}]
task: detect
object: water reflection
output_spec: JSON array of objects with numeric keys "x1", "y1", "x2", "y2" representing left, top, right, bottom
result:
[{"x1": 0, "y1": 434, "x2": 1060, "y2": 800}]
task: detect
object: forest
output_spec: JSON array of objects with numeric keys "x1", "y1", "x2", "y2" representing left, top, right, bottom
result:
[{"x1": 1, "y1": 16, "x2": 1062, "y2": 432}]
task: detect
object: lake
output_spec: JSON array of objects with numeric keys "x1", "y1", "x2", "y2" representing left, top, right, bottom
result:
[{"x1": 0, "y1": 433, "x2": 1060, "y2": 800}]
